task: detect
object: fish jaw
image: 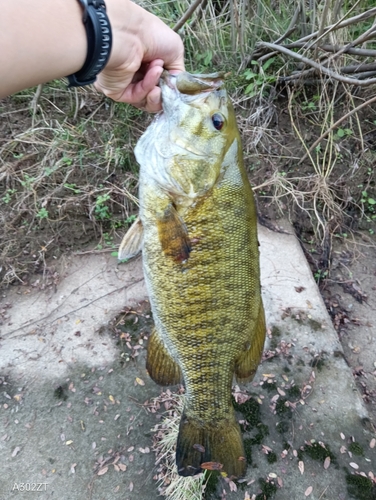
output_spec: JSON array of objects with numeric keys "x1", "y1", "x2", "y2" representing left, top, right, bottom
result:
[{"x1": 135, "y1": 72, "x2": 239, "y2": 203}]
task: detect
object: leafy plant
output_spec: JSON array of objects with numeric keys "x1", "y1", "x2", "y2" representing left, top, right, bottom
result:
[
  {"x1": 64, "y1": 183, "x2": 81, "y2": 194},
  {"x1": 243, "y1": 58, "x2": 277, "y2": 98},
  {"x1": 361, "y1": 190, "x2": 376, "y2": 219},
  {"x1": 36, "y1": 207, "x2": 49, "y2": 219},
  {"x1": 20, "y1": 173, "x2": 36, "y2": 190},
  {"x1": 335, "y1": 128, "x2": 353, "y2": 140},
  {"x1": 2, "y1": 189, "x2": 16, "y2": 204},
  {"x1": 94, "y1": 193, "x2": 111, "y2": 220}
]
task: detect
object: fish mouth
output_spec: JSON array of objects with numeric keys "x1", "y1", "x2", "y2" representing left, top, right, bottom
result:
[{"x1": 160, "y1": 71, "x2": 226, "y2": 96}]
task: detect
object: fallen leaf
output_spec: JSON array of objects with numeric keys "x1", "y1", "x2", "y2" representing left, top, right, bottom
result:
[
  {"x1": 201, "y1": 461, "x2": 223, "y2": 471},
  {"x1": 305, "y1": 486, "x2": 313, "y2": 496},
  {"x1": 370, "y1": 438, "x2": 376, "y2": 449},
  {"x1": 118, "y1": 463, "x2": 127, "y2": 472},
  {"x1": 66, "y1": 440, "x2": 73, "y2": 445},
  {"x1": 70, "y1": 463, "x2": 77, "y2": 474},
  {"x1": 298, "y1": 461, "x2": 304, "y2": 475},
  {"x1": 135, "y1": 377, "x2": 145, "y2": 386},
  {"x1": 97, "y1": 467, "x2": 108, "y2": 476},
  {"x1": 349, "y1": 462, "x2": 359, "y2": 470},
  {"x1": 229, "y1": 480, "x2": 237, "y2": 492},
  {"x1": 129, "y1": 482, "x2": 134, "y2": 491},
  {"x1": 324, "y1": 456, "x2": 330, "y2": 469},
  {"x1": 11, "y1": 446, "x2": 21, "y2": 457}
]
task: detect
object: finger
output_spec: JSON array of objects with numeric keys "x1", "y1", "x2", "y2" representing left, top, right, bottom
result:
[
  {"x1": 118, "y1": 64, "x2": 163, "y2": 105},
  {"x1": 145, "y1": 87, "x2": 162, "y2": 113}
]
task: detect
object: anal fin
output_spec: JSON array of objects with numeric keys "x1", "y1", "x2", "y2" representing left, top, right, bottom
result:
[
  {"x1": 118, "y1": 216, "x2": 143, "y2": 260},
  {"x1": 235, "y1": 301, "x2": 266, "y2": 383},
  {"x1": 146, "y1": 327, "x2": 182, "y2": 386},
  {"x1": 157, "y1": 204, "x2": 191, "y2": 263}
]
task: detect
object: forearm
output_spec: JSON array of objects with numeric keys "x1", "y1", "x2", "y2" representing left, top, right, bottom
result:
[
  {"x1": 0, "y1": 0, "x2": 185, "y2": 111},
  {"x1": 0, "y1": 0, "x2": 87, "y2": 97}
]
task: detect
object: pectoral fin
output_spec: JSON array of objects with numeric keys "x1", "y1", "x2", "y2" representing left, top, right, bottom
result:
[
  {"x1": 118, "y1": 216, "x2": 143, "y2": 260},
  {"x1": 157, "y1": 204, "x2": 191, "y2": 263},
  {"x1": 146, "y1": 327, "x2": 182, "y2": 386},
  {"x1": 235, "y1": 302, "x2": 266, "y2": 383}
]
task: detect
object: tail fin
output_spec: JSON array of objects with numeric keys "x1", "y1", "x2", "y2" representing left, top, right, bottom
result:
[{"x1": 176, "y1": 413, "x2": 246, "y2": 478}]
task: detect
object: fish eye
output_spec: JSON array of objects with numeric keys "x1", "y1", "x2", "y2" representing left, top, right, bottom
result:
[{"x1": 211, "y1": 113, "x2": 225, "y2": 131}]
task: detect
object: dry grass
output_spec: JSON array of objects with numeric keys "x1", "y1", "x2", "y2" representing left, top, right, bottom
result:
[{"x1": 151, "y1": 392, "x2": 207, "y2": 500}]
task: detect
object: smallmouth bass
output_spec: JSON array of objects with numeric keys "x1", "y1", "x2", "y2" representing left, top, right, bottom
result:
[{"x1": 119, "y1": 71, "x2": 265, "y2": 478}]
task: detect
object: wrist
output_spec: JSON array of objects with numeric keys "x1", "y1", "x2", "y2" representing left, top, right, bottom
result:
[{"x1": 104, "y1": 0, "x2": 145, "y2": 70}]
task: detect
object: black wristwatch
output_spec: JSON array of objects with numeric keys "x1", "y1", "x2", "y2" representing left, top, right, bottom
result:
[{"x1": 67, "y1": 0, "x2": 113, "y2": 87}]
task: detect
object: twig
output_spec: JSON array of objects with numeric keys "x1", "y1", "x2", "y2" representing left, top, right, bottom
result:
[
  {"x1": 173, "y1": 0, "x2": 204, "y2": 32},
  {"x1": 286, "y1": 7, "x2": 376, "y2": 48},
  {"x1": 299, "y1": 94, "x2": 376, "y2": 164},
  {"x1": 340, "y1": 62, "x2": 376, "y2": 74},
  {"x1": 284, "y1": 42, "x2": 376, "y2": 58},
  {"x1": 274, "y1": 5, "x2": 301, "y2": 45},
  {"x1": 4, "y1": 278, "x2": 144, "y2": 338},
  {"x1": 307, "y1": 0, "x2": 363, "y2": 53},
  {"x1": 257, "y1": 41, "x2": 376, "y2": 86}
]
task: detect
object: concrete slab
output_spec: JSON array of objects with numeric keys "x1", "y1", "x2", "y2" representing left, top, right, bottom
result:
[{"x1": 0, "y1": 223, "x2": 375, "y2": 500}]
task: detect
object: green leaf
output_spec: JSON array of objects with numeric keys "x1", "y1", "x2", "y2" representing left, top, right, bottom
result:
[
  {"x1": 262, "y1": 57, "x2": 275, "y2": 71},
  {"x1": 337, "y1": 128, "x2": 345, "y2": 137},
  {"x1": 244, "y1": 71, "x2": 258, "y2": 80},
  {"x1": 368, "y1": 198, "x2": 376, "y2": 205}
]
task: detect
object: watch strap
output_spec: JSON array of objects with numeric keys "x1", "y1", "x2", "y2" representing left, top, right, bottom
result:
[{"x1": 67, "y1": 0, "x2": 112, "y2": 87}]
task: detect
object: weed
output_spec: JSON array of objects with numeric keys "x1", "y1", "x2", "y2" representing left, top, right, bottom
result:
[
  {"x1": 64, "y1": 183, "x2": 81, "y2": 194},
  {"x1": 36, "y1": 207, "x2": 49, "y2": 220},
  {"x1": 298, "y1": 440, "x2": 336, "y2": 464},
  {"x1": 1, "y1": 188, "x2": 16, "y2": 204},
  {"x1": 346, "y1": 471, "x2": 376, "y2": 500},
  {"x1": 243, "y1": 58, "x2": 277, "y2": 98},
  {"x1": 94, "y1": 193, "x2": 111, "y2": 220},
  {"x1": 255, "y1": 477, "x2": 277, "y2": 500}
]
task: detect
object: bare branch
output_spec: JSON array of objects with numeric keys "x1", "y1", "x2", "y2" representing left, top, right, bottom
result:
[
  {"x1": 257, "y1": 41, "x2": 376, "y2": 86},
  {"x1": 173, "y1": 0, "x2": 205, "y2": 32}
]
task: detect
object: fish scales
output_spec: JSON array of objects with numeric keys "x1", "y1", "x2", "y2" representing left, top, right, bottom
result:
[{"x1": 119, "y1": 71, "x2": 265, "y2": 478}]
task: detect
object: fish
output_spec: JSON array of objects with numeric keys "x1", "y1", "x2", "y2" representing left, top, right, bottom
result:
[{"x1": 119, "y1": 71, "x2": 265, "y2": 478}]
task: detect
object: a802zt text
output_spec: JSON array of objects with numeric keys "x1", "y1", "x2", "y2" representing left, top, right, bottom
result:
[{"x1": 12, "y1": 483, "x2": 48, "y2": 492}]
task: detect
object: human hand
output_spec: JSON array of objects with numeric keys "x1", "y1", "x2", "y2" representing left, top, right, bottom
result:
[{"x1": 95, "y1": 0, "x2": 185, "y2": 112}]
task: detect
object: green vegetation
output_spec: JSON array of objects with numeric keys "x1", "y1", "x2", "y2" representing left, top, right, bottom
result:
[
  {"x1": 298, "y1": 440, "x2": 336, "y2": 464},
  {"x1": 255, "y1": 478, "x2": 277, "y2": 500},
  {"x1": 346, "y1": 471, "x2": 376, "y2": 500}
]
